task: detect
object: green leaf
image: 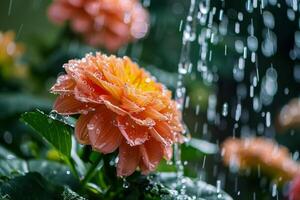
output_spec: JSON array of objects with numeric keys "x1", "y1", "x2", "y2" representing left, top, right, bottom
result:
[
  {"x1": 0, "y1": 159, "x2": 28, "y2": 178},
  {"x1": 0, "y1": 172, "x2": 62, "y2": 200},
  {"x1": 0, "y1": 172, "x2": 86, "y2": 200},
  {"x1": 185, "y1": 138, "x2": 218, "y2": 155},
  {"x1": 0, "y1": 93, "x2": 51, "y2": 118},
  {"x1": 182, "y1": 138, "x2": 218, "y2": 162},
  {"x1": 28, "y1": 160, "x2": 79, "y2": 189},
  {"x1": 157, "y1": 173, "x2": 233, "y2": 200},
  {"x1": 0, "y1": 146, "x2": 16, "y2": 160},
  {"x1": 157, "y1": 160, "x2": 177, "y2": 172},
  {"x1": 21, "y1": 110, "x2": 72, "y2": 157},
  {"x1": 0, "y1": 158, "x2": 79, "y2": 189},
  {"x1": 62, "y1": 187, "x2": 87, "y2": 200}
]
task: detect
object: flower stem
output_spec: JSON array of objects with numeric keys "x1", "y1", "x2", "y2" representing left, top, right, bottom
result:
[
  {"x1": 65, "y1": 157, "x2": 79, "y2": 178},
  {"x1": 81, "y1": 154, "x2": 103, "y2": 188}
]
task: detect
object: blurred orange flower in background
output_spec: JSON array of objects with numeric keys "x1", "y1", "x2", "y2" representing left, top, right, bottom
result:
[
  {"x1": 48, "y1": 0, "x2": 149, "y2": 52},
  {"x1": 277, "y1": 98, "x2": 300, "y2": 132},
  {"x1": 50, "y1": 53, "x2": 184, "y2": 176},
  {"x1": 221, "y1": 137, "x2": 300, "y2": 183},
  {"x1": 0, "y1": 31, "x2": 26, "y2": 79}
]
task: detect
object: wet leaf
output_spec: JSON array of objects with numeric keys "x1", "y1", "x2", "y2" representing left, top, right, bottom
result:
[
  {"x1": 157, "y1": 173, "x2": 233, "y2": 200},
  {"x1": 62, "y1": 187, "x2": 87, "y2": 200},
  {"x1": 28, "y1": 160, "x2": 79, "y2": 188},
  {"x1": 21, "y1": 110, "x2": 72, "y2": 157},
  {"x1": 185, "y1": 138, "x2": 218, "y2": 154},
  {"x1": 0, "y1": 158, "x2": 79, "y2": 189},
  {"x1": 0, "y1": 146, "x2": 16, "y2": 160},
  {"x1": 181, "y1": 138, "x2": 218, "y2": 162},
  {"x1": 0, "y1": 159, "x2": 28, "y2": 178},
  {"x1": 0, "y1": 172, "x2": 85, "y2": 200}
]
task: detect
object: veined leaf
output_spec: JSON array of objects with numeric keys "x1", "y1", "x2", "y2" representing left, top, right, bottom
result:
[{"x1": 21, "y1": 110, "x2": 72, "y2": 157}]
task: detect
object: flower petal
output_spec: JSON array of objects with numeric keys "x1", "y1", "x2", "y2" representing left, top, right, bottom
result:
[
  {"x1": 123, "y1": 85, "x2": 152, "y2": 106},
  {"x1": 97, "y1": 80, "x2": 122, "y2": 100},
  {"x1": 48, "y1": 2, "x2": 73, "y2": 24},
  {"x1": 53, "y1": 94, "x2": 92, "y2": 115},
  {"x1": 121, "y1": 97, "x2": 145, "y2": 113},
  {"x1": 117, "y1": 116, "x2": 149, "y2": 146},
  {"x1": 139, "y1": 161, "x2": 150, "y2": 175},
  {"x1": 149, "y1": 128, "x2": 170, "y2": 146},
  {"x1": 150, "y1": 121, "x2": 174, "y2": 145},
  {"x1": 141, "y1": 107, "x2": 168, "y2": 121},
  {"x1": 88, "y1": 106, "x2": 122, "y2": 154},
  {"x1": 129, "y1": 115, "x2": 155, "y2": 127},
  {"x1": 139, "y1": 139, "x2": 164, "y2": 172},
  {"x1": 75, "y1": 113, "x2": 94, "y2": 144},
  {"x1": 101, "y1": 95, "x2": 127, "y2": 116},
  {"x1": 50, "y1": 75, "x2": 75, "y2": 94},
  {"x1": 102, "y1": 69, "x2": 124, "y2": 86},
  {"x1": 71, "y1": 14, "x2": 92, "y2": 33},
  {"x1": 117, "y1": 141, "x2": 140, "y2": 177}
]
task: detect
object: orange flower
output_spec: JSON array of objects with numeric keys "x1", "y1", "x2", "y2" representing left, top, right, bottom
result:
[
  {"x1": 221, "y1": 137, "x2": 300, "y2": 182},
  {"x1": 48, "y1": 0, "x2": 149, "y2": 51},
  {"x1": 277, "y1": 98, "x2": 300, "y2": 132},
  {"x1": 51, "y1": 53, "x2": 184, "y2": 176},
  {"x1": 0, "y1": 31, "x2": 26, "y2": 78}
]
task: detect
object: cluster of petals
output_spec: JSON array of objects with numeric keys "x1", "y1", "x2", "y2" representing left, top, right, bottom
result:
[
  {"x1": 221, "y1": 137, "x2": 300, "y2": 182},
  {"x1": 50, "y1": 53, "x2": 183, "y2": 176},
  {"x1": 48, "y1": 0, "x2": 149, "y2": 51}
]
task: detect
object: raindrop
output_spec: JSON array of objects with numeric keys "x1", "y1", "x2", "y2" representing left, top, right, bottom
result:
[
  {"x1": 294, "y1": 31, "x2": 300, "y2": 47},
  {"x1": 246, "y1": 0, "x2": 254, "y2": 13},
  {"x1": 3, "y1": 131, "x2": 12, "y2": 144},
  {"x1": 269, "y1": 0, "x2": 277, "y2": 5},
  {"x1": 266, "y1": 112, "x2": 271, "y2": 127},
  {"x1": 216, "y1": 180, "x2": 221, "y2": 193},
  {"x1": 263, "y1": 11, "x2": 275, "y2": 29},
  {"x1": 219, "y1": 9, "x2": 224, "y2": 21},
  {"x1": 235, "y1": 22, "x2": 240, "y2": 34},
  {"x1": 287, "y1": 9, "x2": 295, "y2": 21},
  {"x1": 261, "y1": 31, "x2": 277, "y2": 57},
  {"x1": 222, "y1": 103, "x2": 228, "y2": 116},
  {"x1": 199, "y1": 0, "x2": 210, "y2": 14},
  {"x1": 293, "y1": 65, "x2": 300, "y2": 82},
  {"x1": 8, "y1": 0, "x2": 13, "y2": 16},
  {"x1": 293, "y1": 151, "x2": 299, "y2": 160},
  {"x1": 122, "y1": 178, "x2": 130, "y2": 188},
  {"x1": 235, "y1": 103, "x2": 242, "y2": 121},
  {"x1": 235, "y1": 40, "x2": 244, "y2": 53},
  {"x1": 272, "y1": 183, "x2": 277, "y2": 197},
  {"x1": 247, "y1": 36, "x2": 258, "y2": 51},
  {"x1": 142, "y1": 0, "x2": 151, "y2": 7}
]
